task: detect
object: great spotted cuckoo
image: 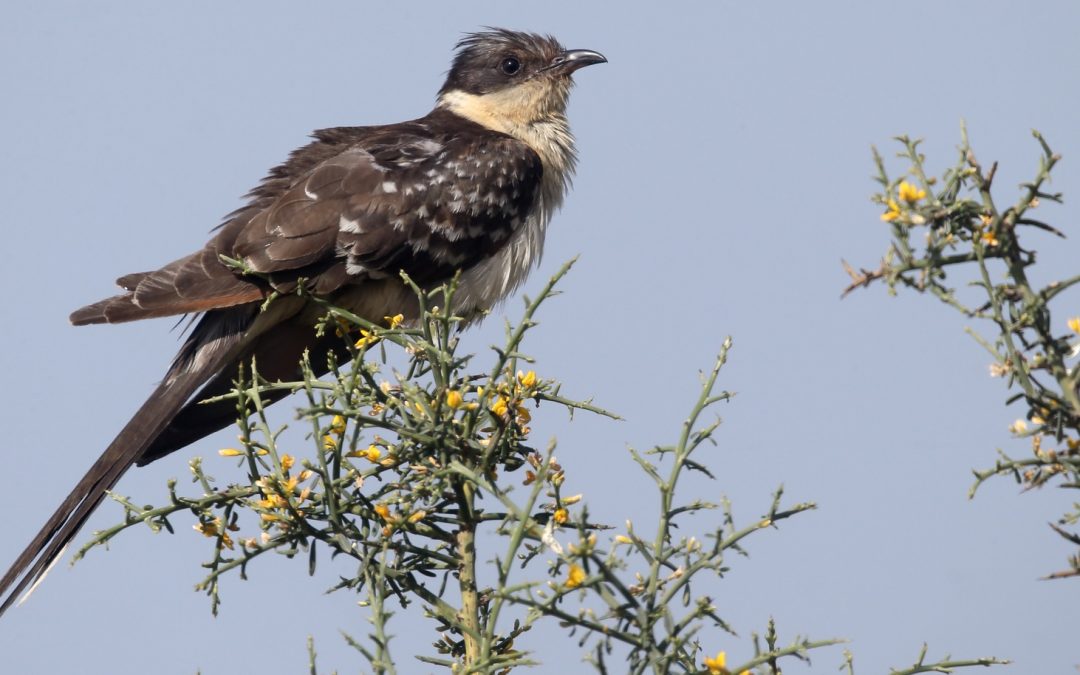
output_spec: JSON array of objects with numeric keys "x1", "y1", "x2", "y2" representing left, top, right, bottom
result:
[{"x1": 0, "y1": 29, "x2": 606, "y2": 615}]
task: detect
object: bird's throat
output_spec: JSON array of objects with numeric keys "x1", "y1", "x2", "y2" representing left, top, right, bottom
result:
[{"x1": 437, "y1": 88, "x2": 577, "y2": 204}]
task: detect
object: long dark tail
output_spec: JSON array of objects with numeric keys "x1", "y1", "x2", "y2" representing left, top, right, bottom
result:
[
  {"x1": 0, "y1": 369, "x2": 210, "y2": 616},
  {"x1": 137, "y1": 311, "x2": 341, "y2": 465},
  {"x1": 0, "y1": 304, "x2": 268, "y2": 617},
  {"x1": 0, "y1": 300, "x2": 329, "y2": 615}
]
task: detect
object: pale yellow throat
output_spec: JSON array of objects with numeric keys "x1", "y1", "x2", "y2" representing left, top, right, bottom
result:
[{"x1": 437, "y1": 86, "x2": 576, "y2": 187}]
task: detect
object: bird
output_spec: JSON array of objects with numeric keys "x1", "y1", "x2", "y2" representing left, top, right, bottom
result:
[{"x1": 0, "y1": 28, "x2": 606, "y2": 616}]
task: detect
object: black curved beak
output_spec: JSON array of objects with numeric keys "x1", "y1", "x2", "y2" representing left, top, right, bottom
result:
[{"x1": 547, "y1": 49, "x2": 608, "y2": 74}]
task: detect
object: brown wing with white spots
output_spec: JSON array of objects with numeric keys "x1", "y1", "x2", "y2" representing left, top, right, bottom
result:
[{"x1": 70, "y1": 111, "x2": 542, "y2": 325}]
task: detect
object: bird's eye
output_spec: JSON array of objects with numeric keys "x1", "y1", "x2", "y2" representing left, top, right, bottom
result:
[{"x1": 500, "y1": 56, "x2": 521, "y2": 75}]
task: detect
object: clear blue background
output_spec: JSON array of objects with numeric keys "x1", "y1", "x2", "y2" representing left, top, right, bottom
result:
[{"x1": 1, "y1": 2, "x2": 1077, "y2": 673}]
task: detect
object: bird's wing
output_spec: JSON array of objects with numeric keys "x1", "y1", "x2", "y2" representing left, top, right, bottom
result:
[
  {"x1": 0, "y1": 121, "x2": 545, "y2": 617},
  {"x1": 71, "y1": 123, "x2": 544, "y2": 325}
]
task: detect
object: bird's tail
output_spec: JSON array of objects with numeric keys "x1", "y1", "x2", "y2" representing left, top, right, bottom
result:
[
  {"x1": 0, "y1": 367, "x2": 212, "y2": 617},
  {"x1": 0, "y1": 299, "x2": 303, "y2": 617}
]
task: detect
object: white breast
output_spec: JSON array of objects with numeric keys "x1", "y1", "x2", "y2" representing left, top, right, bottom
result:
[
  {"x1": 453, "y1": 197, "x2": 550, "y2": 314},
  {"x1": 435, "y1": 90, "x2": 578, "y2": 316}
]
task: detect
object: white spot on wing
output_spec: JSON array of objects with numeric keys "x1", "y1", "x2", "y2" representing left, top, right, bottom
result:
[
  {"x1": 415, "y1": 139, "x2": 443, "y2": 154},
  {"x1": 382, "y1": 181, "x2": 398, "y2": 194},
  {"x1": 340, "y1": 215, "x2": 363, "y2": 233}
]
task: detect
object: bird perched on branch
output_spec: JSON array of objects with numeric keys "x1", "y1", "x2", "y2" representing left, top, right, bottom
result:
[{"x1": 0, "y1": 28, "x2": 605, "y2": 615}]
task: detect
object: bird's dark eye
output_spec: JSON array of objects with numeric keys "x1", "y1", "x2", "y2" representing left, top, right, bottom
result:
[{"x1": 500, "y1": 56, "x2": 521, "y2": 75}]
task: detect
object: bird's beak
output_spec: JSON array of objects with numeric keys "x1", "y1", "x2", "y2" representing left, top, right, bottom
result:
[{"x1": 546, "y1": 49, "x2": 608, "y2": 75}]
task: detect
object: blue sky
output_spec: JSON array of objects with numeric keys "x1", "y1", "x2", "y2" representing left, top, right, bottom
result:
[{"x1": 1, "y1": 2, "x2": 1078, "y2": 673}]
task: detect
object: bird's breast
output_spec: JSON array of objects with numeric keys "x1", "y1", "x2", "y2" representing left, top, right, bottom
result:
[
  {"x1": 452, "y1": 193, "x2": 550, "y2": 315},
  {"x1": 441, "y1": 122, "x2": 575, "y2": 316}
]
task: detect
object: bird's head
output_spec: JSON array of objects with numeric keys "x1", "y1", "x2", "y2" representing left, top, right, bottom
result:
[{"x1": 437, "y1": 29, "x2": 606, "y2": 133}]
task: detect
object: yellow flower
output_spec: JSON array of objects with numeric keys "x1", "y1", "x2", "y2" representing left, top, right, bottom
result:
[
  {"x1": 491, "y1": 395, "x2": 509, "y2": 417},
  {"x1": 384, "y1": 313, "x2": 404, "y2": 328},
  {"x1": 980, "y1": 230, "x2": 999, "y2": 247},
  {"x1": 280, "y1": 454, "x2": 295, "y2": 471},
  {"x1": 355, "y1": 329, "x2": 379, "y2": 349},
  {"x1": 407, "y1": 509, "x2": 427, "y2": 524},
  {"x1": 323, "y1": 434, "x2": 338, "y2": 450},
  {"x1": 218, "y1": 448, "x2": 243, "y2": 457},
  {"x1": 1068, "y1": 317, "x2": 1080, "y2": 334},
  {"x1": 258, "y1": 492, "x2": 287, "y2": 509},
  {"x1": 553, "y1": 507, "x2": 569, "y2": 525},
  {"x1": 347, "y1": 445, "x2": 382, "y2": 462},
  {"x1": 515, "y1": 405, "x2": 532, "y2": 424},
  {"x1": 614, "y1": 534, "x2": 633, "y2": 545},
  {"x1": 880, "y1": 198, "x2": 901, "y2": 222},
  {"x1": 330, "y1": 415, "x2": 347, "y2": 434},
  {"x1": 445, "y1": 390, "x2": 464, "y2": 409},
  {"x1": 194, "y1": 519, "x2": 221, "y2": 537},
  {"x1": 564, "y1": 563, "x2": 586, "y2": 589},
  {"x1": 517, "y1": 370, "x2": 537, "y2": 388},
  {"x1": 333, "y1": 318, "x2": 350, "y2": 337},
  {"x1": 1009, "y1": 419, "x2": 1028, "y2": 434},
  {"x1": 898, "y1": 180, "x2": 926, "y2": 204},
  {"x1": 374, "y1": 504, "x2": 392, "y2": 521},
  {"x1": 702, "y1": 651, "x2": 727, "y2": 675}
]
